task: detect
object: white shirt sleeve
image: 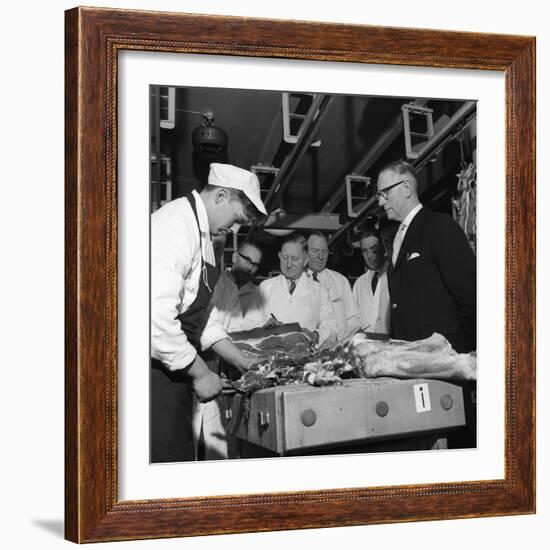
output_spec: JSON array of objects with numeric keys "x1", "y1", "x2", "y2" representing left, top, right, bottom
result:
[
  {"x1": 336, "y1": 273, "x2": 362, "y2": 337},
  {"x1": 241, "y1": 280, "x2": 270, "y2": 330},
  {"x1": 150, "y1": 201, "x2": 199, "y2": 371},
  {"x1": 201, "y1": 274, "x2": 243, "y2": 349},
  {"x1": 317, "y1": 284, "x2": 339, "y2": 344},
  {"x1": 353, "y1": 274, "x2": 369, "y2": 329}
]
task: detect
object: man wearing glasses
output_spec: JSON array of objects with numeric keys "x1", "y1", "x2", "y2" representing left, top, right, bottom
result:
[
  {"x1": 376, "y1": 160, "x2": 476, "y2": 353},
  {"x1": 307, "y1": 231, "x2": 361, "y2": 340},
  {"x1": 193, "y1": 238, "x2": 264, "y2": 460},
  {"x1": 200, "y1": 240, "x2": 264, "y2": 337},
  {"x1": 230, "y1": 241, "x2": 263, "y2": 321}
]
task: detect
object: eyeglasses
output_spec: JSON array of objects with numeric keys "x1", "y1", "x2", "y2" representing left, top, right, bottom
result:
[
  {"x1": 376, "y1": 180, "x2": 405, "y2": 200},
  {"x1": 237, "y1": 252, "x2": 260, "y2": 269}
]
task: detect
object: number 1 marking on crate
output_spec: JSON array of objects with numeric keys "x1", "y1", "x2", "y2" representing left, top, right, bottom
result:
[{"x1": 413, "y1": 383, "x2": 432, "y2": 413}]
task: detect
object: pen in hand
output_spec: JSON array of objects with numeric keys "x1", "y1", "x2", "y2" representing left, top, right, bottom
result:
[{"x1": 264, "y1": 313, "x2": 282, "y2": 328}]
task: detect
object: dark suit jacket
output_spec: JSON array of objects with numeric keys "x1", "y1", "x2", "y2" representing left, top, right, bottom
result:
[{"x1": 388, "y1": 207, "x2": 476, "y2": 353}]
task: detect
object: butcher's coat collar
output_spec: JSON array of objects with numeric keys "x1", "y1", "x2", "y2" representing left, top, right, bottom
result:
[
  {"x1": 192, "y1": 190, "x2": 211, "y2": 239},
  {"x1": 284, "y1": 271, "x2": 307, "y2": 289}
]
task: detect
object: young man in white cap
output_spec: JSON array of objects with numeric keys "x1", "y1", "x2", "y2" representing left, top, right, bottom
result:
[{"x1": 151, "y1": 163, "x2": 267, "y2": 462}]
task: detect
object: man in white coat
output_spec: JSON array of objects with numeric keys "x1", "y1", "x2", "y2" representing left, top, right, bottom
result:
[
  {"x1": 193, "y1": 239, "x2": 263, "y2": 460},
  {"x1": 244, "y1": 233, "x2": 338, "y2": 346},
  {"x1": 352, "y1": 231, "x2": 391, "y2": 334},
  {"x1": 225, "y1": 240, "x2": 263, "y2": 330},
  {"x1": 307, "y1": 231, "x2": 361, "y2": 340}
]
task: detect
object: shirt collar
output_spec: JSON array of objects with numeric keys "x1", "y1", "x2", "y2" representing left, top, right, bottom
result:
[
  {"x1": 308, "y1": 268, "x2": 324, "y2": 280},
  {"x1": 192, "y1": 190, "x2": 211, "y2": 237},
  {"x1": 368, "y1": 260, "x2": 388, "y2": 276},
  {"x1": 400, "y1": 203, "x2": 423, "y2": 229},
  {"x1": 286, "y1": 271, "x2": 306, "y2": 287}
]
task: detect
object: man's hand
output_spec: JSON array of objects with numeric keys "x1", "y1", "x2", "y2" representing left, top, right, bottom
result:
[
  {"x1": 186, "y1": 355, "x2": 224, "y2": 403},
  {"x1": 211, "y1": 338, "x2": 262, "y2": 374},
  {"x1": 237, "y1": 351, "x2": 262, "y2": 372},
  {"x1": 263, "y1": 314, "x2": 283, "y2": 329},
  {"x1": 303, "y1": 329, "x2": 320, "y2": 346},
  {"x1": 318, "y1": 333, "x2": 337, "y2": 351}
]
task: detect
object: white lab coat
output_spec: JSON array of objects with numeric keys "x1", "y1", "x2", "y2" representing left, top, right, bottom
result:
[
  {"x1": 237, "y1": 280, "x2": 261, "y2": 317},
  {"x1": 309, "y1": 268, "x2": 361, "y2": 340},
  {"x1": 151, "y1": 191, "x2": 216, "y2": 371},
  {"x1": 244, "y1": 272, "x2": 338, "y2": 344},
  {"x1": 200, "y1": 271, "x2": 243, "y2": 350},
  {"x1": 352, "y1": 265, "x2": 391, "y2": 334},
  {"x1": 195, "y1": 270, "x2": 243, "y2": 460}
]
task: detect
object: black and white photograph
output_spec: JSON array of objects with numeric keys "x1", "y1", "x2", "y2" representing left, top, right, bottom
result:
[
  {"x1": 2, "y1": 0, "x2": 544, "y2": 547},
  {"x1": 149, "y1": 85, "x2": 478, "y2": 463}
]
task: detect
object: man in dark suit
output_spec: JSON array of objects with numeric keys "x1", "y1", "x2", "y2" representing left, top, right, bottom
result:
[{"x1": 376, "y1": 160, "x2": 476, "y2": 353}]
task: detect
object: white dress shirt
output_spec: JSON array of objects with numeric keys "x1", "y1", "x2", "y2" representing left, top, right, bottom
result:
[
  {"x1": 244, "y1": 272, "x2": 338, "y2": 344},
  {"x1": 352, "y1": 264, "x2": 391, "y2": 334},
  {"x1": 309, "y1": 268, "x2": 361, "y2": 340},
  {"x1": 151, "y1": 191, "x2": 216, "y2": 371},
  {"x1": 393, "y1": 204, "x2": 423, "y2": 264}
]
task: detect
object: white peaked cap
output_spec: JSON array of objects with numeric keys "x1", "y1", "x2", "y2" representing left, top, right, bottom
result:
[{"x1": 208, "y1": 163, "x2": 267, "y2": 216}]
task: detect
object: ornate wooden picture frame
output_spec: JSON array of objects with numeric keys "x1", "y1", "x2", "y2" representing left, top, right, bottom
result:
[{"x1": 65, "y1": 6, "x2": 535, "y2": 543}]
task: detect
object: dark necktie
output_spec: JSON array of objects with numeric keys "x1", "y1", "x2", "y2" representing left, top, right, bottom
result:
[
  {"x1": 371, "y1": 271, "x2": 379, "y2": 295},
  {"x1": 289, "y1": 280, "x2": 296, "y2": 294},
  {"x1": 312, "y1": 271, "x2": 319, "y2": 281}
]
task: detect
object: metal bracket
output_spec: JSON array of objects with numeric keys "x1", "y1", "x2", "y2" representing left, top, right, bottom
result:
[
  {"x1": 159, "y1": 86, "x2": 175, "y2": 129},
  {"x1": 402, "y1": 103, "x2": 434, "y2": 160},
  {"x1": 150, "y1": 154, "x2": 172, "y2": 211},
  {"x1": 345, "y1": 175, "x2": 371, "y2": 218},
  {"x1": 282, "y1": 92, "x2": 322, "y2": 147},
  {"x1": 258, "y1": 411, "x2": 270, "y2": 428},
  {"x1": 250, "y1": 164, "x2": 281, "y2": 200}
]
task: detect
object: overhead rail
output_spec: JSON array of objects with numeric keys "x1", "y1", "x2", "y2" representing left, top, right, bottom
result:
[
  {"x1": 320, "y1": 99, "x2": 429, "y2": 214},
  {"x1": 402, "y1": 103, "x2": 434, "y2": 160},
  {"x1": 327, "y1": 196, "x2": 378, "y2": 247},
  {"x1": 412, "y1": 102, "x2": 476, "y2": 172},
  {"x1": 250, "y1": 164, "x2": 280, "y2": 200},
  {"x1": 264, "y1": 210, "x2": 341, "y2": 232},
  {"x1": 328, "y1": 101, "x2": 477, "y2": 248},
  {"x1": 262, "y1": 93, "x2": 333, "y2": 211},
  {"x1": 282, "y1": 93, "x2": 322, "y2": 147},
  {"x1": 159, "y1": 86, "x2": 176, "y2": 129},
  {"x1": 345, "y1": 175, "x2": 371, "y2": 218},
  {"x1": 246, "y1": 93, "x2": 334, "y2": 240}
]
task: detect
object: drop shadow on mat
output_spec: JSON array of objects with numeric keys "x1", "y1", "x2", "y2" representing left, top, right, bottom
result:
[{"x1": 32, "y1": 519, "x2": 64, "y2": 539}]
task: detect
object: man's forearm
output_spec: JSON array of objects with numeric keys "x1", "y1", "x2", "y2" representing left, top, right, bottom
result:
[{"x1": 211, "y1": 338, "x2": 250, "y2": 371}]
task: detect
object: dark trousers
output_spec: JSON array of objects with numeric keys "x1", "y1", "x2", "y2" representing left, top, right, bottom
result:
[{"x1": 150, "y1": 359, "x2": 195, "y2": 463}]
